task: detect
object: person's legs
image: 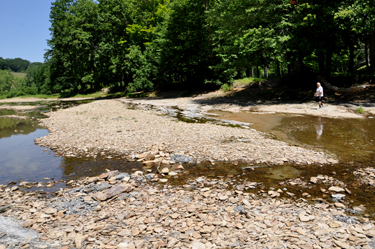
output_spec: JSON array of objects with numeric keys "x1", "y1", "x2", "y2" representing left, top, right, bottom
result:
[{"x1": 317, "y1": 97, "x2": 322, "y2": 108}]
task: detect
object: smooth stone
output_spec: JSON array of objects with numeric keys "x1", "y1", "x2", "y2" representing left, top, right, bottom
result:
[{"x1": 328, "y1": 186, "x2": 345, "y2": 192}]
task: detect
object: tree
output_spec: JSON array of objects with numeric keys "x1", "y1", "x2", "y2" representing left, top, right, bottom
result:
[
  {"x1": 335, "y1": 0, "x2": 375, "y2": 72},
  {"x1": 208, "y1": 0, "x2": 291, "y2": 79},
  {"x1": 0, "y1": 57, "x2": 30, "y2": 72},
  {"x1": 159, "y1": 0, "x2": 214, "y2": 87}
]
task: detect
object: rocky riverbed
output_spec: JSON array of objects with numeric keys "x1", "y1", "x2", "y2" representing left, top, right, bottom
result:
[
  {"x1": 34, "y1": 99, "x2": 337, "y2": 165},
  {"x1": 3, "y1": 95, "x2": 375, "y2": 248},
  {"x1": 1, "y1": 170, "x2": 375, "y2": 249}
]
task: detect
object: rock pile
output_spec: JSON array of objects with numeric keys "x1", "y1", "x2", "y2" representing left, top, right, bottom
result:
[
  {"x1": 1, "y1": 170, "x2": 375, "y2": 248},
  {"x1": 354, "y1": 168, "x2": 375, "y2": 186}
]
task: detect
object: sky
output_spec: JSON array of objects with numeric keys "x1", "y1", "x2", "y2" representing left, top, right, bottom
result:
[{"x1": 0, "y1": 1, "x2": 54, "y2": 63}]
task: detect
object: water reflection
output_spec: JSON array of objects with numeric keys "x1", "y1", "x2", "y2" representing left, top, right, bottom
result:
[
  {"x1": 0, "y1": 129, "x2": 62, "y2": 184},
  {"x1": 0, "y1": 109, "x2": 41, "y2": 138},
  {"x1": 212, "y1": 111, "x2": 375, "y2": 163},
  {"x1": 314, "y1": 117, "x2": 323, "y2": 140}
]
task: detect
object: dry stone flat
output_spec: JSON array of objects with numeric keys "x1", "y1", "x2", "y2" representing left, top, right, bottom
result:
[{"x1": 1, "y1": 170, "x2": 375, "y2": 248}]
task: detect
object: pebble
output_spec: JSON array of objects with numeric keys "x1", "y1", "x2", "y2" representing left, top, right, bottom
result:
[
  {"x1": 328, "y1": 186, "x2": 345, "y2": 192},
  {"x1": 1, "y1": 170, "x2": 374, "y2": 248},
  {"x1": 35, "y1": 100, "x2": 337, "y2": 165}
]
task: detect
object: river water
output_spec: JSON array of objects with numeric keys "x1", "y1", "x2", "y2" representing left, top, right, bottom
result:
[
  {"x1": 1, "y1": 101, "x2": 375, "y2": 214},
  {"x1": 0, "y1": 101, "x2": 143, "y2": 189},
  {"x1": 212, "y1": 111, "x2": 375, "y2": 163}
]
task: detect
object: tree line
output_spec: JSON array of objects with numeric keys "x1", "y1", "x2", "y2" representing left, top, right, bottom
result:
[
  {"x1": 2, "y1": 0, "x2": 375, "y2": 97},
  {"x1": 0, "y1": 58, "x2": 46, "y2": 97},
  {"x1": 0, "y1": 57, "x2": 31, "y2": 73}
]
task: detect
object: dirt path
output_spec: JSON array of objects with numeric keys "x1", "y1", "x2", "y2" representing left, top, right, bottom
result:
[
  {"x1": 120, "y1": 94, "x2": 375, "y2": 119},
  {"x1": 2, "y1": 91, "x2": 375, "y2": 118}
]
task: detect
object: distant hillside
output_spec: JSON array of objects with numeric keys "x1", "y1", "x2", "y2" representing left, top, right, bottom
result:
[{"x1": 0, "y1": 57, "x2": 30, "y2": 73}]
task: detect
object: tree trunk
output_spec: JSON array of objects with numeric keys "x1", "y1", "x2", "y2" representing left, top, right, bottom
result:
[
  {"x1": 275, "y1": 60, "x2": 280, "y2": 77},
  {"x1": 317, "y1": 51, "x2": 325, "y2": 76},
  {"x1": 240, "y1": 69, "x2": 245, "y2": 78},
  {"x1": 348, "y1": 40, "x2": 354, "y2": 73},
  {"x1": 365, "y1": 38, "x2": 369, "y2": 72},
  {"x1": 256, "y1": 66, "x2": 260, "y2": 78},
  {"x1": 325, "y1": 49, "x2": 333, "y2": 77},
  {"x1": 264, "y1": 66, "x2": 268, "y2": 78},
  {"x1": 370, "y1": 30, "x2": 375, "y2": 72},
  {"x1": 251, "y1": 67, "x2": 254, "y2": 78},
  {"x1": 318, "y1": 76, "x2": 371, "y2": 93},
  {"x1": 286, "y1": 53, "x2": 291, "y2": 74}
]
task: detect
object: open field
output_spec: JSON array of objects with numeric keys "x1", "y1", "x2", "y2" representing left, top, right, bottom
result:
[{"x1": 9, "y1": 72, "x2": 26, "y2": 79}]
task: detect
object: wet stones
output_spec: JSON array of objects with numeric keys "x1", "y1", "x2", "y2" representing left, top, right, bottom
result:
[
  {"x1": 170, "y1": 154, "x2": 193, "y2": 163},
  {"x1": 354, "y1": 168, "x2": 375, "y2": 186}
]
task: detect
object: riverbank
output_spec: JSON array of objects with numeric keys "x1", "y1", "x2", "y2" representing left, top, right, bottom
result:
[
  {"x1": 1, "y1": 170, "x2": 375, "y2": 249},
  {"x1": 2, "y1": 88, "x2": 375, "y2": 118},
  {"x1": 34, "y1": 99, "x2": 337, "y2": 165},
  {"x1": 2, "y1": 93, "x2": 375, "y2": 248}
]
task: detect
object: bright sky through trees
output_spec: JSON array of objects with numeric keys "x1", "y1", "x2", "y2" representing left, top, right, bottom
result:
[{"x1": 0, "y1": 1, "x2": 53, "y2": 62}]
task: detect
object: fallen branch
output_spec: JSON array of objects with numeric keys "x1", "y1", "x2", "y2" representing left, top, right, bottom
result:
[{"x1": 318, "y1": 76, "x2": 372, "y2": 93}]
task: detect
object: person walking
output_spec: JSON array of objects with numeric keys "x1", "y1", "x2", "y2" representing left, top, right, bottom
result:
[{"x1": 314, "y1": 82, "x2": 324, "y2": 109}]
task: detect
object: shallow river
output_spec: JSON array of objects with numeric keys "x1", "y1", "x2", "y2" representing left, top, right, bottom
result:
[
  {"x1": 1, "y1": 101, "x2": 375, "y2": 214},
  {"x1": 0, "y1": 101, "x2": 143, "y2": 188}
]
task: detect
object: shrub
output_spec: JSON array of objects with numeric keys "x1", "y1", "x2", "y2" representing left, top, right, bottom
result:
[
  {"x1": 221, "y1": 83, "x2": 233, "y2": 92},
  {"x1": 356, "y1": 107, "x2": 365, "y2": 114}
]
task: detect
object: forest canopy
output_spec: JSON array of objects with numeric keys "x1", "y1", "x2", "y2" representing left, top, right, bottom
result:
[
  {"x1": 0, "y1": 57, "x2": 30, "y2": 73},
  {"x1": 2, "y1": 0, "x2": 375, "y2": 97}
]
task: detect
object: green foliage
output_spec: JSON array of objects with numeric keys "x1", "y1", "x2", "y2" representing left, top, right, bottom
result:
[
  {"x1": 158, "y1": 0, "x2": 214, "y2": 87},
  {"x1": 356, "y1": 107, "x2": 365, "y2": 114},
  {"x1": 233, "y1": 77, "x2": 265, "y2": 88},
  {"x1": 125, "y1": 45, "x2": 157, "y2": 92},
  {"x1": 14, "y1": 0, "x2": 374, "y2": 97},
  {"x1": 221, "y1": 83, "x2": 233, "y2": 92},
  {"x1": 0, "y1": 57, "x2": 30, "y2": 72},
  {"x1": 0, "y1": 70, "x2": 16, "y2": 93}
]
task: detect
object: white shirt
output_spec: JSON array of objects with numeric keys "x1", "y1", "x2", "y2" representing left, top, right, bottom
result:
[{"x1": 316, "y1": 86, "x2": 323, "y2": 97}]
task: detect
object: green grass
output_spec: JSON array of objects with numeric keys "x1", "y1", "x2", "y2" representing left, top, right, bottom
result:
[
  {"x1": 10, "y1": 72, "x2": 26, "y2": 79},
  {"x1": 19, "y1": 93, "x2": 60, "y2": 99},
  {"x1": 70, "y1": 91, "x2": 107, "y2": 98},
  {"x1": 221, "y1": 83, "x2": 234, "y2": 92},
  {"x1": 233, "y1": 77, "x2": 266, "y2": 87},
  {"x1": 356, "y1": 107, "x2": 365, "y2": 114},
  {"x1": 2, "y1": 91, "x2": 106, "y2": 100}
]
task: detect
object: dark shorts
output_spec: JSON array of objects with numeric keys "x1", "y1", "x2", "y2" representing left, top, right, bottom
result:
[{"x1": 315, "y1": 96, "x2": 324, "y2": 102}]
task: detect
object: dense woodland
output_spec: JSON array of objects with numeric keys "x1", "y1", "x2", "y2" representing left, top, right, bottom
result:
[{"x1": 1, "y1": 0, "x2": 375, "y2": 97}]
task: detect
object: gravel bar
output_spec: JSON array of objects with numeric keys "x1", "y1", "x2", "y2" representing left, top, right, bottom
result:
[{"x1": 35, "y1": 99, "x2": 337, "y2": 165}]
